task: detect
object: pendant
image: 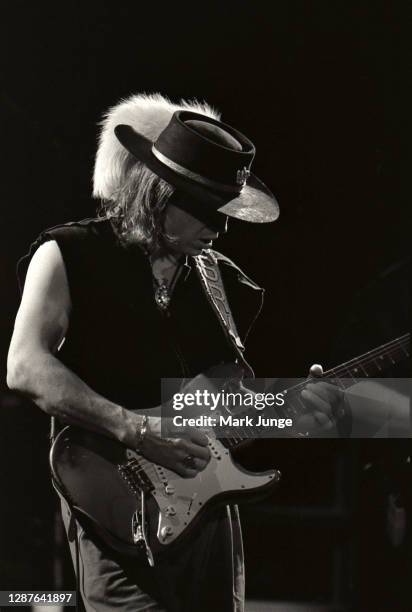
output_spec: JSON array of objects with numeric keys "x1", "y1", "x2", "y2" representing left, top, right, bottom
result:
[{"x1": 154, "y1": 281, "x2": 171, "y2": 311}]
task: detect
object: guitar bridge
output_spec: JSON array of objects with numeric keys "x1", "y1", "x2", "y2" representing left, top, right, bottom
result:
[{"x1": 118, "y1": 458, "x2": 154, "y2": 494}]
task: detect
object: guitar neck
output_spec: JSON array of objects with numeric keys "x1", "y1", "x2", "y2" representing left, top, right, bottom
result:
[
  {"x1": 323, "y1": 333, "x2": 410, "y2": 381},
  {"x1": 223, "y1": 333, "x2": 410, "y2": 450}
]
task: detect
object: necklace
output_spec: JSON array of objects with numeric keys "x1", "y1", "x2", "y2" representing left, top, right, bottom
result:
[
  {"x1": 151, "y1": 252, "x2": 182, "y2": 311},
  {"x1": 154, "y1": 278, "x2": 171, "y2": 311},
  {"x1": 152, "y1": 256, "x2": 182, "y2": 311}
]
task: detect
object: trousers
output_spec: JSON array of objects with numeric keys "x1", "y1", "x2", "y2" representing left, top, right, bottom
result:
[{"x1": 59, "y1": 494, "x2": 245, "y2": 612}]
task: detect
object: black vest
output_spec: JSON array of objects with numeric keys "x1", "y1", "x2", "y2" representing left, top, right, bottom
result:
[{"x1": 19, "y1": 218, "x2": 264, "y2": 410}]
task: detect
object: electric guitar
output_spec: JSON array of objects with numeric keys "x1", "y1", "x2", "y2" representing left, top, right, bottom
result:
[{"x1": 50, "y1": 333, "x2": 410, "y2": 565}]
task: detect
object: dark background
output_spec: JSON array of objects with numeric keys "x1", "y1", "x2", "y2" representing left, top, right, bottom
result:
[{"x1": 0, "y1": 1, "x2": 409, "y2": 609}]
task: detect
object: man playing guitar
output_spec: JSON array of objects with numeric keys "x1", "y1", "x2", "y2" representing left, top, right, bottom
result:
[{"x1": 7, "y1": 93, "x2": 345, "y2": 611}]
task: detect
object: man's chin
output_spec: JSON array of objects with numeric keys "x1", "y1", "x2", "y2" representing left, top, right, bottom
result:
[
  {"x1": 190, "y1": 246, "x2": 213, "y2": 256},
  {"x1": 169, "y1": 242, "x2": 212, "y2": 257},
  {"x1": 187, "y1": 248, "x2": 203, "y2": 256},
  {"x1": 180, "y1": 244, "x2": 206, "y2": 256}
]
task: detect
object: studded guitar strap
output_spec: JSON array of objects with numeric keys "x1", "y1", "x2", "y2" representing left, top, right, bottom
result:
[{"x1": 193, "y1": 251, "x2": 254, "y2": 378}]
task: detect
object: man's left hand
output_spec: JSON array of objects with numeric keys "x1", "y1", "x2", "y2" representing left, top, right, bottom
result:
[{"x1": 297, "y1": 364, "x2": 345, "y2": 436}]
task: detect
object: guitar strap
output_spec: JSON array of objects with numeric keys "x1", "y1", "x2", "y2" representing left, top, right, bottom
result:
[{"x1": 193, "y1": 251, "x2": 254, "y2": 378}]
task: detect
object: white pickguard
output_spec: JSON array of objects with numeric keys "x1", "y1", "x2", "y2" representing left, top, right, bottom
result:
[{"x1": 128, "y1": 438, "x2": 278, "y2": 546}]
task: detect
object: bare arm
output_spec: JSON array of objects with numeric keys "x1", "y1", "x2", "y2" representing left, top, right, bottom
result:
[
  {"x1": 7, "y1": 240, "x2": 139, "y2": 446},
  {"x1": 7, "y1": 241, "x2": 210, "y2": 474}
]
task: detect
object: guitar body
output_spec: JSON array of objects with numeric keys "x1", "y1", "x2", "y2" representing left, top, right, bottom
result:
[
  {"x1": 50, "y1": 334, "x2": 409, "y2": 562},
  {"x1": 50, "y1": 426, "x2": 280, "y2": 560}
]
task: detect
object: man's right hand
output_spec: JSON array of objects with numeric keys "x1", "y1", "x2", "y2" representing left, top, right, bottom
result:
[{"x1": 140, "y1": 416, "x2": 211, "y2": 478}]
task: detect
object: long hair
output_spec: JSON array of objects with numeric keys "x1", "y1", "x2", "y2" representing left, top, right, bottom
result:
[{"x1": 93, "y1": 92, "x2": 220, "y2": 249}]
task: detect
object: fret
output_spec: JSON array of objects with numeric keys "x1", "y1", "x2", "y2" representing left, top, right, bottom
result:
[
  {"x1": 328, "y1": 335, "x2": 409, "y2": 380},
  {"x1": 376, "y1": 353, "x2": 395, "y2": 370},
  {"x1": 372, "y1": 358, "x2": 382, "y2": 372},
  {"x1": 361, "y1": 359, "x2": 378, "y2": 377},
  {"x1": 225, "y1": 333, "x2": 410, "y2": 449},
  {"x1": 331, "y1": 365, "x2": 361, "y2": 383},
  {"x1": 331, "y1": 365, "x2": 358, "y2": 382},
  {"x1": 329, "y1": 376, "x2": 354, "y2": 391},
  {"x1": 350, "y1": 365, "x2": 363, "y2": 379},
  {"x1": 358, "y1": 361, "x2": 369, "y2": 376},
  {"x1": 222, "y1": 437, "x2": 238, "y2": 449},
  {"x1": 401, "y1": 344, "x2": 410, "y2": 357},
  {"x1": 393, "y1": 346, "x2": 407, "y2": 362},
  {"x1": 328, "y1": 370, "x2": 345, "y2": 389}
]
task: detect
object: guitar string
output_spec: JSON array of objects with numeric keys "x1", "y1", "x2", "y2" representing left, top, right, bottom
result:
[
  {"x1": 325, "y1": 334, "x2": 409, "y2": 377},
  {"x1": 129, "y1": 334, "x2": 410, "y2": 472},
  {"x1": 127, "y1": 457, "x2": 162, "y2": 486},
  {"x1": 150, "y1": 335, "x2": 411, "y2": 454},
  {"x1": 221, "y1": 335, "x2": 410, "y2": 444},
  {"x1": 221, "y1": 333, "x2": 410, "y2": 448},
  {"x1": 313, "y1": 334, "x2": 407, "y2": 380},
  {"x1": 275, "y1": 334, "x2": 409, "y2": 395}
]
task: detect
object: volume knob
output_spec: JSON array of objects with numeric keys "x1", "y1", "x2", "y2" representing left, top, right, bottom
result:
[{"x1": 160, "y1": 525, "x2": 174, "y2": 539}]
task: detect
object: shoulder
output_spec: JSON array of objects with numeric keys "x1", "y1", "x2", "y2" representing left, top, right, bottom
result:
[
  {"x1": 24, "y1": 241, "x2": 69, "y2": 296},
  {"x1": 17, "y1": 240, "x2": 71, "y2": 336},
  {"x1": 37, "y1": 217, "x2": 116, "y2": 246},
  {"x1": 18, "y1": 217, "x2": 117, "y2": 293},
  {"x1": 28, "y1": 239, "x2": 65, "y2": 267},
  {"x1": 208, "y1": 249, "x2": 264, "y2": 292}
]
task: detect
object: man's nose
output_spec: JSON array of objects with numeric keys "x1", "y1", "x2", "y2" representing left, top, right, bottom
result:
[
  {"x1": 214, "y1": 215, "x2": 229, "y2": 234},
  {"x1": 207, "y1": 212, "x2": 229, "y2": 235}
]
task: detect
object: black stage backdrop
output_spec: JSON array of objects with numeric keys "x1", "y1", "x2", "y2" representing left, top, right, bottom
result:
[{"x1": 0, "y1": 1, "x2": 409, "y2": 609}]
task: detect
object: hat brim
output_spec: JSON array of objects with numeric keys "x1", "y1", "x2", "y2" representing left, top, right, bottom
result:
[{"x1": 115, "y1": 124, "x2": 279, "y2": 223}]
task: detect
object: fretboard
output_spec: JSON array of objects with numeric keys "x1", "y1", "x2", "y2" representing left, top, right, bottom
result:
[
  {"x1": 222, "y1": 333, "x2": 410, "y2": 450},
  {"x1": 324, "y1": 333, "x2": 410, "y2": 381}
]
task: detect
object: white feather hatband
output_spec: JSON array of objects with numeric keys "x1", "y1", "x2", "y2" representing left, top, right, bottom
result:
[{"x1": 93, "y1": 92, "x2": 220, "y2": 200}]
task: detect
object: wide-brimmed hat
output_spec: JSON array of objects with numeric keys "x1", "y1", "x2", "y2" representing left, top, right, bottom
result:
[{"x1": 114, "y1": 110, "x2": 279, "y2": 223}]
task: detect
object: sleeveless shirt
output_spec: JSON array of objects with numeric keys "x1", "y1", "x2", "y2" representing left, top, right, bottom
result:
[{"x1": 19, "y1": 217, "x2": 264, "y2": 411}]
